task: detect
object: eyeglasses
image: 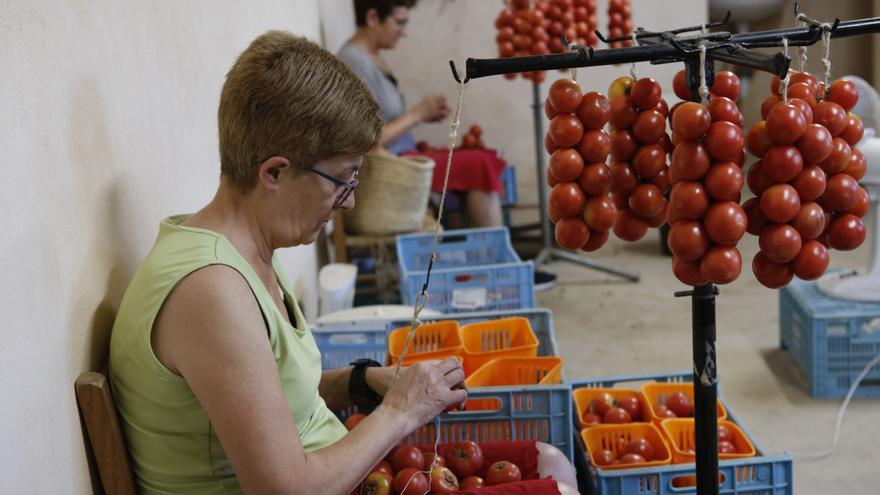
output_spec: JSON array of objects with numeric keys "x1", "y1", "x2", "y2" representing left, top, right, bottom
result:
[{"x1": 304, "y1": 167, "x2": 359, "y2": 208}]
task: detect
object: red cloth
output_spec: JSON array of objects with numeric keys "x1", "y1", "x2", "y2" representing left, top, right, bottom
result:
[
  {"x1": 403, "y1": 148, "x2": 507, "y2": 194},
  {"x1": 418, "y1": 441, "x2": 561, "y2": 495}
]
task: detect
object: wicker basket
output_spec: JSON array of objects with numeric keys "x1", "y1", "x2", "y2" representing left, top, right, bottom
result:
[{"x1": 344, "y1": 152, "x2": 435, "y2": 235}]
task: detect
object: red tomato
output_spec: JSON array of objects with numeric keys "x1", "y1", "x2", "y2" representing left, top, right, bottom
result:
[
  {"x1": 822, "y1": 173, "x2": 860, "y2": 211},
  {"x1": 393, "y1": 468, "x2": 428, "y2": 495},
  {"x1": 549, "y1": 114, "x2": 585, "y2": 148},
  {"x1": 613, "y1": 209, "x2": 649, "y2": 241},
  {"x1": 827, "y1": 79, "x2": 859, "y2": 111},
  {"x1": 746, "y1": 161, "x2": 776, "y2": 196},
  {"x1": 581, "y1": 411, "x2": 602, "y2": 426},
  {"x1": 392, "y1": 445, "x2": 425, "y2": 473},
  {"x1": 791, "y1": 72, "x2": 821, "y2": 95},
  {"x1": 630, "y1": 78, "x2": 662, "y2": 111},
  {"x1": 578, "y1": 162, "x2": 612, "y2": 195},
  {"x1": 549, "y1": 183, "x2": 586, "y2": 218},
  {"x1": 671, "y1": 102, "x2": 711, "y2": 140},
  {"x1": 578, "y1": 129, "x2": 612, "y2": 162},
  {"x1": 578, "y1": 92, "x2": 611, "y2": 129},
  {"x1": 544, "y1": 98, "x2": 558, "y2": 120},
  {"x1": 820, "y1": 137, "x2": 853, "y2": 175},
  {"x1": 344, "y1": 413, "x2": 366, "y2": 430},
  {"x1": 625, "y1": 438, "x2": 654, "y2": 461},
  {"x1": 592, "y1": 449, "x2": 617, "y2": 467},
  {"x1": 616, "y1": 396, "x2": 642, "y2": 421},
  {"x1": 718, "y1": 440, "x2": 737, "y2": 454},
  {"x1": 673, "y1": 69, "x2": 691, "y2": 100},
  {"x1": 791, "y1": 202, "x2": 826, "y2": 241},
  {"x1": 668, "y1": 221, "x2": 710, "y2": 262},
  {"x1": 461, "y1": 133, "x2": 479, "y2": 149},
  {"x1": 618, "y1": 453, "x2": 646, "y2": 465},
  {"x1": 655, "y1": 98, "x2": 670, "y2": 117},
  {"x1": 717, "y1": 424, "x2": 732, "y2": 443},
  {"x1": 430, "y1": 466, "x2": 460, "y2": 493},
  {"x1": 791, "y1": 164, "x2": 827, "y2": 202},
  {"x1": 446, "y1": 441, "x2": 484, "y2": 479},
  {"x1": 654, "y1": 404, "x2": 678, "y2": 418},
  {"x1": 789, "y1": 97, "x2": 814, "y2": 125},
  {"x1": 828, "y1": 214, "x2": 866, "y2": 251},
  {"x1": 632, "y1": 110, "x2": 666, "y2": 144},
  {"x1": 839, "y1": 113, "x2": 864, "y2": 146},
  {"x1": 603, "y1": 406, "x2": 632, "y2": 424},
  {"x1": 708, "y1": 96, "x2": 743, "y2": 126},
  {"x1": 704, "y1": 121, "x2": 745, "y2": 162},
  {"x1": 423, "y1": 453, "x2": 447, "y2": 470},
  {"x1": 843, "y1": 187, "x2": 870, "y2": 217},
  {"x1": 786, "y1": 82, "x2": 816, "y2": 108},
  {"x1": 583, "y1": 195, "x2": 618, "y2": 231},
  {"x1": 711, "y1": 71, "x2": 741, "y2": 100},
  {"x1": 743, "y1": 197, "x2": 769, "y2": 236},
  {"x1": 486, "y1": 461, "x2": 522, "y2": 486},
  {"x1": 704, "y1": 201, "x2": 747, "y2": 246},
  {"x1": 590, "y1": 392, "x2": 615, "y2": 417},
  {"x1": 792, "y1": 240, "x2": 830, "y2": 280},
  {"x1": 665, "y1": 391, "x2": 693, "y2": 417},
  {"x1": 650, "y1": 168, "x2": 671, "y2": 193},
  {"x1": 361, "y1": 471, "x2": 392, "y2": 495},
  {"x1": 632, "y1": 144, "x2": 666, "y2": 179},
  {"x1": 556, "y1": 217, "x2": 590, "y2": 250},
  {"x1": 610, "y1": 95, "x2": 638, "y2": 129},
  {"x1": 762, "y1": 145, "x2": 804, "y2": 183},
  {"x1": 752, "y1": 251, "x2": 794, "y2": 289},
  {"x1": 766, "y1": 103, "x2": 807, "y2": 144},
  {"x1": 628, "y1": 183, "x2": 665, "y2": 218},
  {"x1": 844, "y1": 148, "x2": 867, "y2": 181},
  {"x1": 746, "y1": 121, "x2": 773, "y2": 158},
  {"x1": 813, "y1": 101, "x2": 847, "y2": 136},
  {"x1": 669, "y1": 181, "x2": 710, "y2": 221},
  {"x1": 373, "y1": 460, "x2": 393, "y2": 478},
  {"x1": 544, "y1": 132, "x2": 559, "y2": 155},
  {"x1": 610, "y1": 129, "x2": 638, "y2": 161},
  {"x1": 610, "y1": 162, "x2": 639, "y2": 196},
  {"x1": 759, "y1": 224, "x2": 803, "y2": 263},
  {"x1": 700, "y1": 246, "x2": 743, "y2": 285},
  {"x1": 459, "y1": 476, "x2": 486, "y2": 491},
  {"x1": 672, "y1": 256, "x2": 707, "y2": 286},
  {"x1": 582, "y1": 229, "x2": 610, "y2": 252},
  {"x1": 760, "y1": 184, "x2": 801, "y2": 223},
  {"x1": 549, "y1": 148, "x2": 585, "y2": 182},
  {"x1": 704, "y1": 162, "x2": 744, "y2": 201},
  {"x1": 670, "y1": 141, "x2": 711, "y2": 183},
  {"x1": 795, "y1": 123, "x2": 833, "y2": 164}
]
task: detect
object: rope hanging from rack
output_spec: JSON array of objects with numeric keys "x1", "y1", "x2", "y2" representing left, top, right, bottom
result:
[
  {"x1": 781, "y1": 38, "x2": 791, "y2": 103},
  {"x1": 820, "y1": 26, "x2": 833, "y2": 89},
  {"x1": 629, "y1": 31, "x2": 639, "y2": 80}
]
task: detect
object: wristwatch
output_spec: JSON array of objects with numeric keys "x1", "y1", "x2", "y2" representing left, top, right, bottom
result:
[{"x1": 349, "y1": 358, "x2": 383, "y2": 410}]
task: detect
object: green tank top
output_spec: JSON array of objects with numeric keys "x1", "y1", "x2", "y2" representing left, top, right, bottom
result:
[{"x1": 109, "y1": 215, "x2": 347, "y2": 495}]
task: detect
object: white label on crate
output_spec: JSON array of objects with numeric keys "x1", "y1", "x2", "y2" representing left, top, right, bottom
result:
[{"x1": 452, "y1": 288, "x2": 487, "y2": 310}]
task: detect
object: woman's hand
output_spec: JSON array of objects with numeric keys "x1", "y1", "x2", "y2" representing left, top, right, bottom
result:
[
  {"x1": 377, "y1": 358, "x2": 467, "y2": 431},
  {"x1": 414, "y1": 94, "x2": 450, "y2": 123}
]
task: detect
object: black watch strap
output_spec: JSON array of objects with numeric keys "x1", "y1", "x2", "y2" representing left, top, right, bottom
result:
[{"x1": 349, "y1": 358, "x2": 383, "y2": 410}]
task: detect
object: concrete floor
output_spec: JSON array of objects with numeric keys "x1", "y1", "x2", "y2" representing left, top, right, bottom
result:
[{"x1": 531, "y1": 222, "x2": 877, "y2": 493}]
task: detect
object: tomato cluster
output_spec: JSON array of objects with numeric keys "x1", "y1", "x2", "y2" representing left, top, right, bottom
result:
[
  {"x1": 591, "y1": 436, "x2": 656, "y2": 468},
  {"x1": 666, "y1": 70, "x2": 746, "y2": 286},
  {"x1": 606, "y1": 0, "x2": 633, "y2": 48},
  {"x1": 495, "y1": 0, "x2": 598, "y2": 83},
  {"x1": 460, "y1": 124, "x2": 486, "y2": 149},
  {"x1": 353, "y1": 441, "x2": 523, "y2": 494},
  {"x1": 745, "y1": 72, "x2": 867, "y2": 288},
  {"x1": 581, "y1": 391, "x2": 644, "y2": 426},
  {"x1": 677, "y1": 424, "x2": 740, "y2": 456},
  {"x1": 652, "y1": 391, "x2": 693, "y2": 418},
  {"x1": 545, "y1": 78, "x2": 617, "y2": 251},
  {"x1": 607, "y1": 76, "x2": 672, "y2": 242}
]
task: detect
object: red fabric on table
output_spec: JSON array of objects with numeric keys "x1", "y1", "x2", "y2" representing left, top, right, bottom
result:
[
  {"x1": 417, "y1": 441, "x2": 561, "y2": 495},
  {"x1": 402, "y1": 148, "x2": 507, "y2": 194}
]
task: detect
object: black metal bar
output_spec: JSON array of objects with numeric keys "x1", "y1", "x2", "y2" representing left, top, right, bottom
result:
[{"x1": 692, "y1": 283, "x2": 719, "y2": 495}]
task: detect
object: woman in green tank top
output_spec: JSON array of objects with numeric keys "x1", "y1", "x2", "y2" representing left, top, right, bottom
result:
[{"x1": 110, "y1": 25, "x2": 578, "y2": 495}]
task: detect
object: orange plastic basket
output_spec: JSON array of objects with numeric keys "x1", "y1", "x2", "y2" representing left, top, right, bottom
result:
[
  {"x1": 659, "y1": 418, "x2": 756, "y2": 464},
  {"x1": 387, "y1": 321, "x2": 463, "y2": 365},
  {"x1": 464, "y1": 357, "x2": 564, "y2": 387},
  {"x1": 581, "y1": 423, "x2": 672, "y2": 470},
  {"x1": 572, "y1": 387, "x2": 651, "y2": 428},
  {"x1": 640, "y1": 382, "x2": 727, "y2": 424},
  {"x1": 458, "y1": 317, "x2": 539, "y2": 375}
]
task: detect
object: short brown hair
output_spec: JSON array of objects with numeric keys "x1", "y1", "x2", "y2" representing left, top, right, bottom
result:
[
  {"x1": 354, "y1": 0, "x2": 418, "y2": 26},
  {"x1": 218, "y1": 31, "x2": 381, "y2": 190}
]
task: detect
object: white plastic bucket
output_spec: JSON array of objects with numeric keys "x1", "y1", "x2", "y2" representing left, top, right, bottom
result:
[{"x1": 318, "y1": 263, "x2": 358, "y2": 317}]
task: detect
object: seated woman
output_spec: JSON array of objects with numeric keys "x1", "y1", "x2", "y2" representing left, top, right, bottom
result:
[
  {"x1": 109, "y1": 31, "x2": 576, "y2": 494},
  {"x1": 337, "y1": 0, "x2": 506, "y2": 228}
]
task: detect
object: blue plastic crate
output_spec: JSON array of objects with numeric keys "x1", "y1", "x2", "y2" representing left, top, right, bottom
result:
[
  {"x1": 312, "y1": 308, "x2": 557, "y2": 370},
  {"x1": 500, "y1": 165, "x2": 518, "y2": 207},
  {"x1": 396, "y1": 227, "x2": 535, "y2": 313},
  {"x1": 779, "y1": 278, "x2": 880, "y2": 398},
  {"x1": 572, "y1": 372, "x2": 793, "y2": 495}
]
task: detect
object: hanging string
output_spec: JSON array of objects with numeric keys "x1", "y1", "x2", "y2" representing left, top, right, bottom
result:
[
  {"x1": 698, "y1": 41, "x2": 709, "y2": 105},
  {"x1": 821, "y1": 26, "x2": 833, "y2": 90},
  {"x1": 567, "y1": 38, "x2": 579, "y2": 83},
  {"x1": 629, "y1": 31, "x2": 639, "y2": 80},
  {"x1": 797, "y1": 19, "x2": 808, "y2": 72},
  {"x1": 781, "y1": 37, "x2": 791, "y2": 103}
]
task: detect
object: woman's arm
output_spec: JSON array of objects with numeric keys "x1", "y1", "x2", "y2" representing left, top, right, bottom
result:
[
  {"x1": 378, "y1": 95, "x2": 449, "y2": 148},
  {"x1": 153, "y1": 265, "x2": 465, "y2": 495},
  {"x1": 319, "y1": 366, "x2": 396, "y2": 412}
]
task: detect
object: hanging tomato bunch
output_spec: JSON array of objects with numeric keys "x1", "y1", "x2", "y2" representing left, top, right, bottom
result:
[
  {"x1": 606, "y1": 76, "x2": 672, "y2": 242},
  {"x1": 666, "y1": 70, "x2": 747, "y2": 286},
  {"x1": 545, "y1": 78, "x2": 616, "y2": 252},
  {"x1": 745, "y1": 72, "x2": 867, "y2": 288},
  {"x1": 495, "y1": 0, "x2": 599, "y2": 83},
  {"x1": 606, "y1": 0, "x2": 633, "y2": 48}
]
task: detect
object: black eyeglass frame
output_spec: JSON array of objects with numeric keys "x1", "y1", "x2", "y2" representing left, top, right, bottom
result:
[{"x1": 304, "y1": 166, "x2": 359, "y2": 208}]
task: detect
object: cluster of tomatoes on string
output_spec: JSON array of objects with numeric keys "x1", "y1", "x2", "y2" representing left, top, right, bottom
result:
[
  {"x1": 606, "y1": 0, "x2": 633, "y2": 48},
  {"x1": 494, "y1": 0, "x2": 602, "y2": 83},
  {"x1": 349, "y1": 438, "x2": 523, "y2": 494},
  {"x1": 745, "y1": 73, "x2": 866, "y2": 288}
]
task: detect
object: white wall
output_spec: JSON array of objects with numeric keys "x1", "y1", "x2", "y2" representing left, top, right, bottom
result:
[{"x1": 0, "y1": 1, "x2": 323, "y2": 493}]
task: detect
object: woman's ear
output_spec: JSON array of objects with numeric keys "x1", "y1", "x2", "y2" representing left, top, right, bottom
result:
[
  {"x1": 257, "y1": 156, "x2": 291, "y2": 191},
  {"x1": 365, "y1": 8, "x2": 380, "y2": 27}
]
